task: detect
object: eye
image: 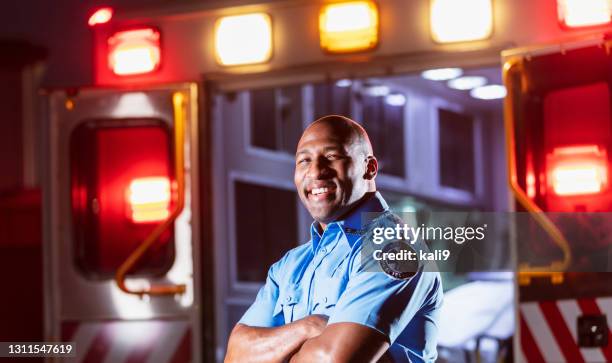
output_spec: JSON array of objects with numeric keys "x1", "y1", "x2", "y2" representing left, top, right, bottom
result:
[
  {"x1": 326, "y1": 154, "x2": 343, "y2": 160},
  {"x1": 297, "y1": 157, "x2": 310, "y2": 165}
]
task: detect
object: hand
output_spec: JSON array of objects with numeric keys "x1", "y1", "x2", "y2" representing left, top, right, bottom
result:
[{"x1": 302, "y1": 314, "x2": 329, "y2": 339}]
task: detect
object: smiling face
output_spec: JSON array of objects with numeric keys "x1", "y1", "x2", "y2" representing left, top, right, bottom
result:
[{"x1": 294, "y1": 116, "x2": 377, "y2": 228}]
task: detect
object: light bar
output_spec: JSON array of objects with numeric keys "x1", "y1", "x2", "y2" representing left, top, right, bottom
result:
[
  {"x1": 88, "y1": 7, "x2": 113, "y2": 26},
  {"x1": 421, "y1": 68, "x2": 463, "y2": 81},
  {"x1": 470, "y1": 85, "x2": 507, "y2": 100},
  {"x1": 447, "y1": 76, "x2": 487, "y2": 90},
  {"x1": 430, "y1": 0, "x2": 493, "y2": 43},
  {"x1": 108, "y1": 28, "x2": 161, "y2": 76},
  {"x1": 215, "y1": 13, "x2": 273, "y2": 66},
  {"x1": 127, "y1": 177, "x2": 171, "y2": 223},
  {"x1": 319, "y1": 1, "x2": 379, "y2": 53},
  {"x1": 547, "y1": 145, "x2": 608, "y2": 196},
  {"x1": 557, "y1": 0, "x2": 612, "y2": 28}
]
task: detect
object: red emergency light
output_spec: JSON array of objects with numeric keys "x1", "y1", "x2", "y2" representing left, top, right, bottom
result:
[
  {"x1": 71, "y1": 119, "x2": 175, "y2": 277},
  {"x1": 557, "y1": 0, "x2": 612, "y2": 28},
  {"x1": 88, "y1": 7, "x2": 113, "y2": 27},
  {"x1": 547, "y1": 145, "x2": 609, "y2": 196},
  {"x1": 108, "y1": 28, "x2": 161, "y2": 76},
  {"x1": 127, "y1": 176, "x2": 171, "y2": 223}
]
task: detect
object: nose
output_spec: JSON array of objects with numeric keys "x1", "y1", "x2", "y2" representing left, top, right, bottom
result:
[{"x1": 306, "y1": 156, "x2": 332, "y2": 180}]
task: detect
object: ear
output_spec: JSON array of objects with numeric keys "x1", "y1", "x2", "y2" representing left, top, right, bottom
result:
[{"x1": 364, "y1": 156, "x2": 378, "y2": 180}]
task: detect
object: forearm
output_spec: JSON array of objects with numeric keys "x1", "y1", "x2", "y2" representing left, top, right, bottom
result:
[
  {"x1": 225, "y1": 321, "x2": 312, "y2": 363},
  {"x1": 289, "y1": 323, "x2": 389, "y2": 363}
]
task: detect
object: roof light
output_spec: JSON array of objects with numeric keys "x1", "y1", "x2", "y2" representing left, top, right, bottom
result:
[
  {"x1": 215, "y1": 13, "x2": 273, "y2": 66},
  {"x1": 447, "y1": 76, "x2": 487, "y2": 90},
  {"x1": 319, "y1": 1, "x2": 379, "y2": 53},
  {"x1": 88, "y1": 7, "x2": 113, "y2": 26},
  {"x1": 421, "y1": 68, "x2": 464, "y2": 81},
  {"x1": 127, "y1": 177, "x2": 171, "y2": 223},
  {"x1": 547, "y1": 145, "x2": 608, "y2": 196},
  {"x1": 470, "y1": 85, "x2": 507, "y2": 100},
  {"x1": 557, "y1": 0, "x2": 612, "y2": 28},
  {"x1": 336, "y1": 79, "x2": 353, "y2": 88},
  {"x1": 385, "y1": 93, "x2": 406, "y2": 106},
  {"x1": 430, "y1": 0, "x2": 493, "y2": 43},
  {"x1": 108, "y1": 28, "x2": 161, "y2": 76},
  {"x1": 363, "y1": 85, "x2": 390, "y2": 97}
]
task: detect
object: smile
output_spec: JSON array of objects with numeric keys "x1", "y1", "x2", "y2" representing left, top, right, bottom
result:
[{"x1": 306, "y1": 184, "x2": 337, "y2": 201}]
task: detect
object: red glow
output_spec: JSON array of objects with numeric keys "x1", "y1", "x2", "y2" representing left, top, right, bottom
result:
[
  {"x1": 70, "y1": 121, "x2": 175, "y2": 276},
  {"x1": 88, "y1": 7, "x2": 113, "y2": 27},
  {"x1": 547, "y1": 145, "x2": 608, "y2": 196},
  {"x1": 108, "y1": 28, "x2": 161, "y2": 76}
]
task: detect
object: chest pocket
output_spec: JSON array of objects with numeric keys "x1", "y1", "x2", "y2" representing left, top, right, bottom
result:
[
  {"x1": 274, "y1": 285, "x2": 302, "y2": 323},
  {"x1": 312, "y1": 277, "x2": 345, "y2": 315}
]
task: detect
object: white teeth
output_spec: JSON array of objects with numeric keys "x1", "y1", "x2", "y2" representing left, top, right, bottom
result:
[{"x1": 311, "y1": 187, "x2": 329, "y2": 196}]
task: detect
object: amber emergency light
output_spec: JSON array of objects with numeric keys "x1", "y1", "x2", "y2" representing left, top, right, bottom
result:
[{"x1": 319, "y1": 1, "x2": 379, "y2": 53}]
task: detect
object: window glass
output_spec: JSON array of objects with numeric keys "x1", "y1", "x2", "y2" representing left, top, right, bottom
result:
[
  {"x1": 361, "y1": 93, "x2": 406, "y2": 178},
  {"x1": 250, "y1": 88, "x2": 277, "y2": 150},
  {"x1": 313, "y1": 82, "x2": 351, "y2": 119},
  {"x1": 234, "y1": 181, "x2": 298, "y2": 282},
  {"x1": 278, "y1": 86, "x2": 303, "y2": 153},
  {"x1": 250, "y1": 86, "x2": 303, "y2": 154},
  {"x1": 439, "y1": 108, "x2": 475, "y2": 192},
  {"x1": 70, "y1": 119, "x2": 175, "y2": 278}
]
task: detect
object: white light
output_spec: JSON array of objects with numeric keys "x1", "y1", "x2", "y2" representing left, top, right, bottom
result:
[
  {"x1": 430, "y1": 0, "x2": 493, "y2": 43},
  {"x1": 385, "y1": 93, "x2": 406, "y2": 106},
  {"x1": 558, "y1": 0, "x2": 612, "y2": 28},
  {"x1": 364, "y1": 85, "x2": 390, "y2": 97},
  {"x1": 215, "y1": 13, "x2": 273, "y2": 66},
  {"x1": 421, "y1": 68, "x2": 463, "y2": 81},
  {"x1": 336, "y1": 79, "x2": 353, "y2": 88},
  {"x1": 113, "y1": 92, "x2": 155, "y2": 117},
  {"x1": 448, "y1": 76, "x2": 488, "y2": 90},
  {"x1": 470, "y1": 85, "x2": 507, "y2": 100}
]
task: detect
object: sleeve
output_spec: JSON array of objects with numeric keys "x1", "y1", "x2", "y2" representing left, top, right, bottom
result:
[
  {"x1": 327, "y1": 246, "x2": 442, "y2": 344},
  {"x1": 238, "y1": 261, "x2": 285, "y2": 327}
]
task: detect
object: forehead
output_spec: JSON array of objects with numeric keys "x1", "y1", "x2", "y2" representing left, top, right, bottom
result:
[{"x1": 296, "y1": 123, "x2": 355, "y2": 152}]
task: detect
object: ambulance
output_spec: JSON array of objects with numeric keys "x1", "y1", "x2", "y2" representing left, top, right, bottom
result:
[{"x1": 41, "y1": 0, "x2": 612, "y2": 362}]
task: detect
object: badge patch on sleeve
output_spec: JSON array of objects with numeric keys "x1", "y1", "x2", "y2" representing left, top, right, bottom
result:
[{"x1": 378, "y1": 241, "x2": 419, "y2": 280}]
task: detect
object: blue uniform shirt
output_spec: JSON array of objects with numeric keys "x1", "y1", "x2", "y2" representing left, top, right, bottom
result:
[{"x1": 239, "y1": 192, "x2": 443, "y2": 362}]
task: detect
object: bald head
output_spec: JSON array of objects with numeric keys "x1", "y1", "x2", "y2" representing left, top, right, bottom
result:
[
  {"x1": 294, "y1": 115, "x2": 378, "y2": 228},
  {"x1": 299, "y1": 115, "x2": 373, "y2": 158}
]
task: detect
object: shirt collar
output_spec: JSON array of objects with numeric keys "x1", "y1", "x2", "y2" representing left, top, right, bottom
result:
[{"x1": 309, "y1": 191, "x2": 389, "y2": 251}]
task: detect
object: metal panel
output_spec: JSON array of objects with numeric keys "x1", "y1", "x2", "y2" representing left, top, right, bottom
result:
[{"x1": 44, "y1": 84, "x2": 200, "y2": 351}]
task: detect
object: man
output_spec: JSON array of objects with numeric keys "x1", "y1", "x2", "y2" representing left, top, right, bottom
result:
[{"x1": 225, "y1": 115, "x2": 443, "y2": 362}]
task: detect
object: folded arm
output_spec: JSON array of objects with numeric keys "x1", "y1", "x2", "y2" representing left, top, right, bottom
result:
[
  {"x1": 225, "y1": 315, "x2": 328, "y2": 363},
  {"x1": 289, "y1": 322, "x2": 389, "y2": 363}
]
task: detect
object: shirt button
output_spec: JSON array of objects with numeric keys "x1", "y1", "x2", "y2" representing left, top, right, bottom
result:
[
  {"x1": 320, "y1": 248, "x2": 327, "y2": 254},
  {"x1": 323, "y1": 297, "x2": 328, "y2": 303},
  {"x1": 285, "y1": 296, "x2": 292, "y2": 302}
]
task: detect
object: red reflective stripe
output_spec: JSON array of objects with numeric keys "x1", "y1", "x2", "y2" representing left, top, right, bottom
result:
[
  {"x1": 520, "y1": 313, "x2": 546, "y2": 363},
  {"x1": 577, "y1": 298, "x2": 612, "y2": 362},
  {"x1": 539, "y1": 301, "x2": 585, "y2": 363},
  {"x1": 83, "y1": 325, "x2": 112, "y2": 363},
  {"x1": 169, "y1": 328, "x2": 191, "y2": 363}
]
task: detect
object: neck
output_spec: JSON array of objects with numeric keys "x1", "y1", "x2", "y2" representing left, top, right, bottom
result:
[{"x1": 317, "y1": 191, "x2": 377, "y2": 232}]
